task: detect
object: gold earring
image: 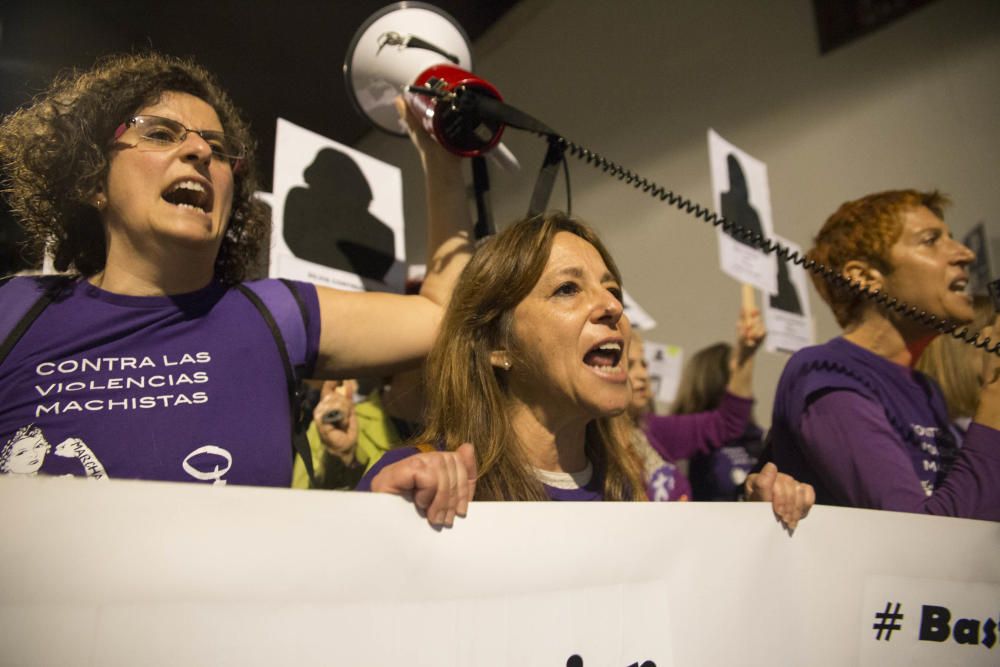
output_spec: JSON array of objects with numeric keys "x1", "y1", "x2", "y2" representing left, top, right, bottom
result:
[{"x1": 503, "y1": 360, "x2": 511, "y2": 370}]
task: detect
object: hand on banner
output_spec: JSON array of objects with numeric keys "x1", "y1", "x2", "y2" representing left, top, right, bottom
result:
[
  {"x1": 313, "y1": 380, "x2": 358, "y2": 465},
  {"x1": 744, "y1": 462, "x2": 815, "y2": 532},
  {"x1": 370, "y1": 443, "x2": 477, "y2": 528}
]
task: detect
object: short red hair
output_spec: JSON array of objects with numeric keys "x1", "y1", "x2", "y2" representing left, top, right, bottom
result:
[{"x1": 807, "y1": 189, "x2": 949, "y2": 328}]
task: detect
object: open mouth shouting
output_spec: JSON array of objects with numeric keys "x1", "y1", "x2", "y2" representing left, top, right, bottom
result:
[
  {"x1": 162, "y1": 179, "x2": 214, "y2": 215},
  {"x1": 583, "y1": 338, "x2": 627, "y2": 382},
  {"x1": 948, "y1": 275, "x2": 971, "y2": 301}
]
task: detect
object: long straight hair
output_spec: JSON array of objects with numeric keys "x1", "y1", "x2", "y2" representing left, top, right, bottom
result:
[
  {"x1": 915, "y1": 295, "x2": 994, "y2": 420},
  {"x1": 418, "y1": 213, "x2": 646, "y2": 501},
  {"x1": 670, "y1": 342, "x2": 731, "y2": 415}
]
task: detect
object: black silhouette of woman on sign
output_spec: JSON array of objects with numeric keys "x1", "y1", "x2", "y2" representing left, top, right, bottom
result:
[
  {"x1": 721, "y1": 153, "x2": 802, "y2": 313},
  {"x1": 720, "y1": 154, "x2": 764, "y2": 249},
  {"x1": 283, "y1": 148, "x2": 396, "y2": 282},
  {"x1": 770, "y1": 257, "x2": 803, "y2": 314}
]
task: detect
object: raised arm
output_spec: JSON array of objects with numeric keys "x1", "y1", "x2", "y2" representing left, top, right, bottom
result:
[
  {"x1": 726, "y1": 288, "x2": 766, "y2": 399},
  {"x1": 643, "y1": 300, "x2": 764, "y2": 460},
  {"x1": 313, "y1": 99, "x2": 473, "y2": 378},
  {"x1": 644, "y1": 392, "x2": 754, "y2": 460}
]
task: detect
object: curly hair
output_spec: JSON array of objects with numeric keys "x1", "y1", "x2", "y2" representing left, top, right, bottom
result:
[
  {"x1": 0, "y1": 52, "x2": 267, "y2": 283},
  {"x1": 807, "y1": 189, "x2": 949, "y2": 328},
  {"x1": 0, "y1": 424, "x2": 48, "y2": 474}
]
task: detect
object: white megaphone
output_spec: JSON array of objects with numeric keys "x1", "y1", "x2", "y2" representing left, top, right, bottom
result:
[{"x1": 344, "y1": 2, "x2": 518, "y2": 169}]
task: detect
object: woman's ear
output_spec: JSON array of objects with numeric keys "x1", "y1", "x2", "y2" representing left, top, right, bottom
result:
[
  {"x1": 490, "y1": 350, "x2": 512, "y2": 371},
  {"x1": 842, "y1": 260, "x2": 884, "y2": 292},
  {"x1": 90, "y1": 186, "x2": 107, "y2": 211}
]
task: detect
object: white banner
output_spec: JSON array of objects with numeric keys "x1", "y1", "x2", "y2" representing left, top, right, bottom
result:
[{"x1": 1, "y1": 477, "x2": 997, "y2": 666}]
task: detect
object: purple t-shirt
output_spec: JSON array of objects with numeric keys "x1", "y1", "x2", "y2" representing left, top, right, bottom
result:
[
  {"x1": 645, "y1": 459, "x2": 692, "y2": 502},
  {"x1": 688, "y1": 423, "x2": 764, "y2": 501},
  {"x1": 356, "y1": 446, "x2": 604, "y2": 501},
  {"x1": 768, "y1": 337, "x2": 1000, "y2": 520},
  {"x1": 0, "y1": 277, "x2": 320, "y2": 487}
]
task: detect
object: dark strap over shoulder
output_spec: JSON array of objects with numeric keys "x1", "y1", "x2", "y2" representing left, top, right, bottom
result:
[
  {"x1": 235, "y1": 280, "x2": 317, "y2": 486},
  {"x1": 0, "y1": 275, "x2": 74, "y2": 369}
]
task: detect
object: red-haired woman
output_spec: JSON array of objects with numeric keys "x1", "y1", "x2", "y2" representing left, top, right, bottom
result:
[{"x1": 766, "y1": 190, "x2": 1000, "y2": 519}]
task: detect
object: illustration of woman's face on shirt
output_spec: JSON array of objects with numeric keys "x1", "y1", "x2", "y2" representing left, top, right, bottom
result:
[{"x1": 2, "y1": 429, "x2": 50, "y2": 474}]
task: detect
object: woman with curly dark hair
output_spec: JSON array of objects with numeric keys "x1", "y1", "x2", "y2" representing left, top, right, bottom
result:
[
  {"x1": 0, "y1": 53, "x2": 472, "y2": 492},
  {"x1": 1, "y1": 52, "x2": 266, "y2": 283}
]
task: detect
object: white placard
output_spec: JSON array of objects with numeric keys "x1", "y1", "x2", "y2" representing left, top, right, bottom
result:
[
  {"x1": 2, "y1": 476, "x2": 998, "y2": 667},
  {"x1": 254, "y1": 191, "x2": 273, "y2": 208},
  {"x1": 643, "y1": 340, "x2": 683, "y2": 405},
  {"x1": 270, "y1": 118, "x2": 405, "y2": 293},
  {"x1": 623, "y1": 288, "x2": 657, "y2": 331},
  {"x1": 708, "y1": 129, "x2": 778, "y2": 294},
  {"x1": 761, "y1": 234, "x2": 815, "y2": 354}
]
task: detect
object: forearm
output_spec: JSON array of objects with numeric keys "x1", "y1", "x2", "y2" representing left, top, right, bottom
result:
[
  {"x1": 645, "y1": 392, "x2": 753, "y2": 460},
  {"x1": 801, "y1": 392, "x2": 1000, "y2": 519},
  {"x1": 726, "y1": 356, "x2": 754, "y2": 398},
  {"x1": 923, "y1": 423, "x2": 1000, "y2": 518},
  {"x1": 418, "y1": 151, "x2": 473, "y2": 308}
]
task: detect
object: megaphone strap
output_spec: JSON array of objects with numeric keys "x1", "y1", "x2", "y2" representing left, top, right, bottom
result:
[{"x1": 528, "y1": 137, "x2": 567, "y2": 218}]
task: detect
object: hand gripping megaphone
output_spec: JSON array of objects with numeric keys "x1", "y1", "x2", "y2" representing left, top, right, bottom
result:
[{"x1": 343, "y1": 2, "x2": 517, "y2": 167}]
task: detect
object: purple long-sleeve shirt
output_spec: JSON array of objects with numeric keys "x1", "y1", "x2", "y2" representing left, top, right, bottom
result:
[
  {"x1": 769, "y1": 337, "x2": 1000, "y2": 520},
  {"x1": 643, "y1": 392, "x2": 754, "y2": 462},
  {"x1": 801, "y1": 392, "x2": 1000, "y2": 517}
]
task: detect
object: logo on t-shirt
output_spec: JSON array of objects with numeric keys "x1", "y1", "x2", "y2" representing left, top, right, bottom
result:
[
  {"x1": 182, "y1": 445, "x2": 233, "y2": 485},
  {"x1": 0, "y1": 424, "x2": 107, "y2": 479}
]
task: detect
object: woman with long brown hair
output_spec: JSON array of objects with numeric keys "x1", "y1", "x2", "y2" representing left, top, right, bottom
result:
[{"x1": 359, "y1": 213, "x2": 813, "y2": 527}]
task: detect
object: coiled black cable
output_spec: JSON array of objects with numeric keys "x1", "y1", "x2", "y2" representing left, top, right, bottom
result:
[
  {"x1": 552, "y1": 136, "x2": 998, "y2": 356},
  {"x1": 433, "y1": 85, "x2": 998, "y2": 356}
]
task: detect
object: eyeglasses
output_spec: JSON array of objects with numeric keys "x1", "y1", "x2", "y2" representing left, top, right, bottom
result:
[{"x1": 112, "y1": 115, "x2": 246, "y2": 167}]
